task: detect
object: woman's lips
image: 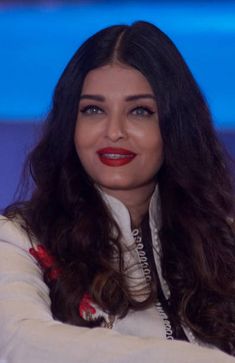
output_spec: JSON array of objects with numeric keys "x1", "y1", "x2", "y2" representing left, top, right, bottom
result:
[{"x1": 96, "y1": 147, "x2": 137, "y2": 167}]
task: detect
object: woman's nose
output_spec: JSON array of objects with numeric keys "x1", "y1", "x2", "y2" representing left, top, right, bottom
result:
[{"x1": 105, "y1": 113, "x2": 127, "y2": 141}]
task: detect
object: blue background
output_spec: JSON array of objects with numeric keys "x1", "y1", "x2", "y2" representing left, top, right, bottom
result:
[{"x1": 0, "y1": 1, "x2": 235, "y2": 128}]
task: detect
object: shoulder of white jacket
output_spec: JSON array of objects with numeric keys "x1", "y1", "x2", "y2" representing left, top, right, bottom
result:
[{"x1": 0, "y1": 214, "x2": 33, "y2": 250}]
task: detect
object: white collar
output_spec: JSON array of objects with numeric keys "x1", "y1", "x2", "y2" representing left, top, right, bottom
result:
[
  {"x1": 97, "y1": 184, "x2": 161, "y2": 243},
  {"x1": 97, "y1": 184, "x2": 161, "y2": 301}
]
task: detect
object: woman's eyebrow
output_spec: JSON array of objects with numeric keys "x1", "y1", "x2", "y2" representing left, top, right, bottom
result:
[
  {"x1": 79, "y1": 95, "x2": 105, "y2": 101},
  {"x1": 79, "y1": 94, "x2": 156, "y2": 101},
  {"x1": 125, "y1": 94, "x2": 156, "y2": 101}
]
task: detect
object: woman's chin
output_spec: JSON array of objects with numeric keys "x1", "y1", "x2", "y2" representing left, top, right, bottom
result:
[{"x1": 95, "y1": 179, "x2": 137, "y2": 192}]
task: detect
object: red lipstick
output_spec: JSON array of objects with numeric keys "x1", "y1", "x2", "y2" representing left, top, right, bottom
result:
[{"x1": 96, "y1": 147, "x2": 137, "y2": 167}]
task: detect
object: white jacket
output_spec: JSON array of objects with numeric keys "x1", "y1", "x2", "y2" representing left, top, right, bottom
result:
[{"x1": 0, "y1": 187, "x2": 234, "y2": 363}]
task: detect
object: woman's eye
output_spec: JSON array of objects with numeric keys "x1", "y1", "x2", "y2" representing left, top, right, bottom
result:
[
  {"x1": 131, "y1": 106, "x2": 155, "y2": 117},
  {"x1": 80, "y1": 105, "x2": 103, "y2": 115}
]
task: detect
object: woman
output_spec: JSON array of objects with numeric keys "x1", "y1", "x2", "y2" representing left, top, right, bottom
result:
[{"x1": 0, "y1": 20, "x2": 235, "y2": 363}]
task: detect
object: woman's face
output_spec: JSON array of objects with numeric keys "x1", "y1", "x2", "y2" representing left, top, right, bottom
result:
[{"x1": 74, "y1": 63, "x2": 163, "y2": 197}]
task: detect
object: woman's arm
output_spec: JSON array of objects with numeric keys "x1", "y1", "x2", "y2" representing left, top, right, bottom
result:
[{"x1": 0, "y1": 216, "x2": 234, "y2": 363}]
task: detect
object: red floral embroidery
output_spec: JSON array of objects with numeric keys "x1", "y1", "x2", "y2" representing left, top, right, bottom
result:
[
  {"x1": 79, "y1": 293, "x2": 96, "y2": 320},
  {"x1": 29, "y1": 244, "x2": 61, "y2": 280}
]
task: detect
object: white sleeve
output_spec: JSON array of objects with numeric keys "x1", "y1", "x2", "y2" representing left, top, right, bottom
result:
[{"x1": 0, "y1": 216, "x2": 234, "y2": 363}]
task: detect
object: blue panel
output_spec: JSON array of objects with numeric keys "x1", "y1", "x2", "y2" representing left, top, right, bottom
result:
[{"x1": 0, "y1": 2, "x2": 235, "y2": 129}]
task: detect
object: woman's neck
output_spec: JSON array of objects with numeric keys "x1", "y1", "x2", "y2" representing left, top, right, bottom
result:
[{"x1": 100, "y1": 183, "x2": 156, "y2": 228}]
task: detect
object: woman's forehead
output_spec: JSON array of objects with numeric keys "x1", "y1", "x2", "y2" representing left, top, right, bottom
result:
[{"x1": 81, "y1": 64, "x2": 154, "y2": 96}]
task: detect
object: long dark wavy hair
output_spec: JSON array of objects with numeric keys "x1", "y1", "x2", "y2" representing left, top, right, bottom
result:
[{"x1": 4, "y1": 21, "x2": 235, "y2": 354}]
